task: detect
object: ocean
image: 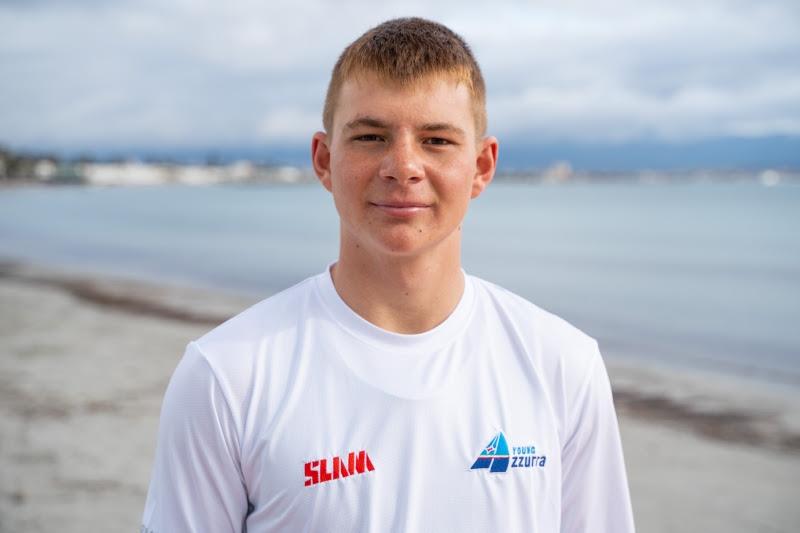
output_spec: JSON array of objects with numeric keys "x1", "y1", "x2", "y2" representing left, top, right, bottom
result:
[{"x1": 1, "y1": 181, "x2": 798, "y2": 386}]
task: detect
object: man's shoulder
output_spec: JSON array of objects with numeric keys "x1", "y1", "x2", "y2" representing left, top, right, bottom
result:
[
  {"x1": 470, "y1": 275, "x2": 597, "y2": 350},
  {"x1": 193, "y1": 273, "x2": 320, "y2": 363},
  {"x1": 469, "y1": 274, "x2": 601, "y2": 387}
]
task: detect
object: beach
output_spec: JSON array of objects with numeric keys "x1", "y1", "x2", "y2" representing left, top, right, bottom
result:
[{"x1": 1, "y1": 261, "x2": 798, "y2": 533}]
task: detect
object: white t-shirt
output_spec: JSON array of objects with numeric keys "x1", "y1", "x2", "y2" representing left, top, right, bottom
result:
[{"x1": 142, "y1": 269, "x2": 635, "y2": 532}]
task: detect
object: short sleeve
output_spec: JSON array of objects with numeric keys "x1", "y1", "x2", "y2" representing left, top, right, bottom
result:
[
  {"x1": 142, "y1": 342, "x2": 249, "y2": 533},
  {"x1": 560, "y1": 347, "x2": 635, "y2": 533}
]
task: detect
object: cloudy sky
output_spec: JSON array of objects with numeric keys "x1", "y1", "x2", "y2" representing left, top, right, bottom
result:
[{"x1": 1, "y1": 0, "x2": 799, "y2": 168}]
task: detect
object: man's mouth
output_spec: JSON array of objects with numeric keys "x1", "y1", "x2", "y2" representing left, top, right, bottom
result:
[{"x1": 369, "y1": 201, "x2": 431, "y2": 217}]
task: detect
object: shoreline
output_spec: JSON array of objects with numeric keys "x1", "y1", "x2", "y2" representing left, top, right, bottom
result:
[
  {"x1": 2, "y1": 259, "x2": 798, "y2": 455},
  {"x1": 0, "y1": 260, "x2": 239, "y2": 327},
  {"x1": 1, "y1": 259, "x2": 799, "y2": 532}
]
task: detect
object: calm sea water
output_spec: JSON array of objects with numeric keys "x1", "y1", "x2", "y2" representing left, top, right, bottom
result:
[{"x1": 1, "y1": 182, "x2": 798, "y2": 385}]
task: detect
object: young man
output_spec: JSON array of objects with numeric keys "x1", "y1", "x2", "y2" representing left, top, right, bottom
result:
[{"x1": 142, "y1": 18, "x2": 635, "y2": 532}]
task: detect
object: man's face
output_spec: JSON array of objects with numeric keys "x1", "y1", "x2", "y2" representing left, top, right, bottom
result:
[{"x1": 312, "y1": 72, "x2": 497, "y2": 259}]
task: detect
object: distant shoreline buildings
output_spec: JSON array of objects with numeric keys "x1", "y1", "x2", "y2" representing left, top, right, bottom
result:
[
  {"x1": 0, "y1": 146, "x2": 313, "y2": 186},
  {"x1": 0, "y1": 146, "x2": 796, "y2": 187}
]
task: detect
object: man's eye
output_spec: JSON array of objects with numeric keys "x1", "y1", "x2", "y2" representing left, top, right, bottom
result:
[
  {"x1": 354, "y1": 134, "x2": 383, "y2": 142},
  {"x1": 424, "y1": 137, "x2": 451, "y2": 146}
]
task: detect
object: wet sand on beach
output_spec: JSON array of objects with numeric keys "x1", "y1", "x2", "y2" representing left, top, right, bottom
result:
[{"x1": 1, "y1": 262, "x2": 798, "y2": 532}]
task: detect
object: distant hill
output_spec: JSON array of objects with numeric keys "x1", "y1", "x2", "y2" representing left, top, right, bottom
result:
[{"x1": 3, "y1": 135, "x2": 799, "y2": 173}]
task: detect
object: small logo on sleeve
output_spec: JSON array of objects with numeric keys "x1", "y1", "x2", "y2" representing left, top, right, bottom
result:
[
  {"x1": 304, "y1": 449, "x2": 375, "y2": 487},
  {"x1": 470, "y1": 432, "x2": 546, "y2": 473}
]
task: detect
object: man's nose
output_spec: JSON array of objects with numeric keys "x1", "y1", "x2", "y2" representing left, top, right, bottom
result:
[{"x1": 379, "y1": 137, "x2": 423, "y2": 184}]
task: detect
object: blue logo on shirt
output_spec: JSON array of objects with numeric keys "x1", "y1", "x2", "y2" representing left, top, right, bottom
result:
[
  {"x1": 470, "y1": 432, "x2": 546, "y2": 473},
  {"x1": 471, "y1": 432, "x2": 511, "y2": 472}
]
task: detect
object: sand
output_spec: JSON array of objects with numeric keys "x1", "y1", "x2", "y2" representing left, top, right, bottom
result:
[{"x1": 1, "y1": 261, "x2": 798, "y2": 532}]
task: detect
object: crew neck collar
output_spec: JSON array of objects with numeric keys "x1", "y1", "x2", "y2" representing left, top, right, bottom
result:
[{"x1": 315, "y1": 262, "x2": 475, "y2": 354}]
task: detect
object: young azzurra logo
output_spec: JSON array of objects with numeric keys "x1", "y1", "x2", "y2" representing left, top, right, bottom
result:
[
  {"x1": 470, "y1": 432, "x2": 546, "y2": 473},
  {"x1": 471, "y1": 432, "x2": 511, "y2": 472}
]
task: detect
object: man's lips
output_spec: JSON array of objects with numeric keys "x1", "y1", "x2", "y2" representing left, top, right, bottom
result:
[{"x1": 369, "y1": 201, "x2": 431, "y2": 217}]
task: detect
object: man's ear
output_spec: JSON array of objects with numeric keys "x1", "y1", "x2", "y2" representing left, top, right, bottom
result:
[
  {"x1": 471, "y1": 136, "x2": 498, "y2": 199},
  {"x1": 311, "y1": 131, "x2": 332, "y2": 192}
]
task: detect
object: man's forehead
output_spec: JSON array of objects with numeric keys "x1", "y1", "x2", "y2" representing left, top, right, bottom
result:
[
  {"x1": 334, "y1": 73, "x2": 474, "y2": 130},
  {"x1": 340, "y1": 70, "x2": 469, "y2": 98}
]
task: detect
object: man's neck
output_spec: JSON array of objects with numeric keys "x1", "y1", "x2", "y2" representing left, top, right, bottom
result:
[{"x1": 330, "y1": 242, "x2": 465, "y2": 335}]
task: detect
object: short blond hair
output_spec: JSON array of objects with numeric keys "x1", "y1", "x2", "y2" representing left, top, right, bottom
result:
[{"x1": 323, "y1": 17, "x2": 487, "y2": 136}]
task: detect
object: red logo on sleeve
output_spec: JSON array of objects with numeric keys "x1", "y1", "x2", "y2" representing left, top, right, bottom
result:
[{"x1": 304, "y1": 450, "x2": 375, "y2": 487}]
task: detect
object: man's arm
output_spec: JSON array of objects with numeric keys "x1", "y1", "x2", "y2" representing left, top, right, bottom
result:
[
  {"x1": 560, "y1": 348, "x2": 635, "y2": 532},
  {"x1": 142, "y1": 342, "x2": 249, "y2": 533}
]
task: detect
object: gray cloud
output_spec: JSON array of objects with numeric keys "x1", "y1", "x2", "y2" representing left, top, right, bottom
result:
[{"x1": 1, "y1": 0, "x2": 798, "y2": 149}]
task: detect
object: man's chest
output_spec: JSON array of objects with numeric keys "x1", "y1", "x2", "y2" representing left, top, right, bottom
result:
[{"x1": 240, "y1": 353, "x2": 563, "y2": 532}]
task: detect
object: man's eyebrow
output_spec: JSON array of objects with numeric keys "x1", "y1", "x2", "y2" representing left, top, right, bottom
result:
[
  {"x1": 344, "y1": 117, "x2": 388, "y2": 129},
  {"x1": 419, "y1": 122, "x2": 466, "y2": 137},
  {"x1": 344, "y1": 117, "x2": 467, "y2": 137}
]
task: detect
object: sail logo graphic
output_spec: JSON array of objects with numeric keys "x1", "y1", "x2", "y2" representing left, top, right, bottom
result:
[{"x1": 470, "y1": 432, "x2": 546, "y2": 473}]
